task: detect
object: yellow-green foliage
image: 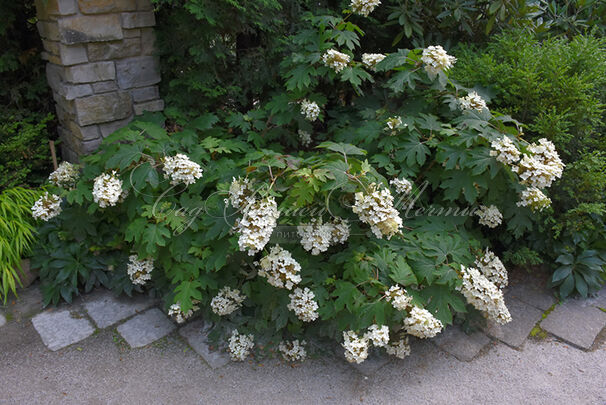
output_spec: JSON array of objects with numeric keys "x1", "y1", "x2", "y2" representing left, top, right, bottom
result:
[{"x1": 0, "y1": 187, "x2": 42, "y2": 301}]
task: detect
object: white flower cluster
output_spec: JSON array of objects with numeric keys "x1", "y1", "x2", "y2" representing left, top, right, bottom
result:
[
  {"x1": 298, "y1": 130, "x2": 312, "y2": 147},
  {"x1": 458, "y1": 265, "x2": 512, "y2": 325},
  {"x1": 475, "y1": 249, "x2": 508, "y2": 289},
  {"x1": 512, "y1": 139, "x2": 564, "y2": 189},
  {"x1": 330, "y1": 218, "x2": 350, "y2": 244},
  {"x1": 298, "y1": 219, "x2": 332, "y2": 255},
  {"x1": 490, "y1": 138, "x2": 562, "y2": 211},
  {"x1": 168, "y1": 301, "x2": 198, "y2": 324},
  {"x1": 235, "y1": 197, "x2": 280, "y2": 255},
  {"x1": 385, "y1": 285, "x2": 413, "y2": 311},
  {"x1": 385, "y1": 337, "x2": 411, "y2": 359},
  {"x1": 404, "y1": 306, "x2": 444, "y2": 339},
  {"x1": 475, "y1": 204, "x2": 502, "y2": 228},
  {"x1": 342, "y1": 330, "x2": 369, "y2": 364},
  {"x1": 362, "y1": 53, "x2": 386, "y2": 70},
  {"x1": 227, "y1": 177, "x2": 254, "y2": 209},
  {"x1": 343, "y1": 325, "x2": 401, "y2": 363},
  {"x1": 322, "y1": 49, "x2": 351, "y2": 73},
  {"x1": 385, "y1": 116, "x2": 402, "y2": 131},
  {"x1": 297, "y1": 218, "x2": 350, "y2": 255},
  {"x1": 287, "y1": 287, "x2": 319, "y2": 322},
  {"x1": 458, "y1": 91, "x2": 488, "y2": 112},
  {"x1": 490, "y1": 136, "x2": 562, "y2": 209},
  {"x1": 48, "y1": 161, "x2": 79, "y2": 189},
  {"x1": 93, "y1": 171, "x2": 123, "y2": 208},
  {"x1": 279, "y1": 339, "x2": 307, "y2": 362},
  {"x1": 421, "y1": 45, "x2": 456, "y2": 76},
  {"x1": 228, "y1": 330, "x2": 254, "y2": 361},
  {"x1": 365, "y1": 324, "x2": 389, "y2": 347},
  {"x1": 350, "y1": 0, "x2": 381, "y2": 16},
  {"x1": 490, "y1": 136, "x2": 521, "y2": 165},
  {"x1": 352, "y1": 183, "x2": 403, "y2": 239},
  {"x1": 127, "y1": 255, "x2": 153, "y2": 285},
  {"x1": 258, "y1": 245, "x2": 302, "y2": 290},
  {"x1": 162, "y1": 154, "x2": 203, "y2": 186},
  {"x1": 517, "y1": 187, "x2": 552, "y2": 212},
  {"x1": 31, "y1": 192, "x2": 62, "y2": 221},
  {"x1": 531, "y1": 138, "x2": 564, "y2": 170},
  {"x1": 390, "y1": 177, "x2": 412, "y2": 195},
  {"x1": 300, "y1": 99, "x2": 321, "y2": 121},
  {"x1": 210, "y1": 286, "x2": 246, "y2": 316}
]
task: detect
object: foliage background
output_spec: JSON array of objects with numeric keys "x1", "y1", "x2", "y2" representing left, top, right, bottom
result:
[
  {"x1": 0, "y1": 0, "x2": 56, "y2": 191},
  {"x1": 153, "y1": 0, "x2": 606, "y2": 116}
]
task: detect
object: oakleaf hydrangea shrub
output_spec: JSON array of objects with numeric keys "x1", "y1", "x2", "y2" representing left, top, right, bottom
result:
[{"x1": 32, "y1": 4, "x2": 565, "y2": 363}]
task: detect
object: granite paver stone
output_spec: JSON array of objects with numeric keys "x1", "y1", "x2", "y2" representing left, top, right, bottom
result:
[
  {"x1": 541, "y1": 298, "x2": 606, "y2": 350},
  {"x1": 485, "y1": 297, "x2": 544, "y2": 348},
  {"x1": 117, "y1": 308, "x2": 175, "y2": 348},
  {"x1": 83, "y1": 290, "x2": 155, "y2": 328},
  {"x1": 432, "y1": 326, "x2": 491, "y2": 361},
  {"x1": 31, "y1": 309, "x2": 95, "y2": 351},
  {"x1": 506, "y1": 283, "x2": 555, "y2": 311},
  {"x1": 7, "y1": 283, "x2": 43, "y2": 321},
  {"x1": 179, "y1": 320, "x2": 230, "y2": 369}
]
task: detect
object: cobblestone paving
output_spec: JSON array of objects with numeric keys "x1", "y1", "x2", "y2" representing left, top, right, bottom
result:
[
  {"x1": 2, "y1": 281, "x2": 605, "y2": 371},
  {"x1": 541, "y1": 289, "x2": 606, "y2": 350},
  {"x1": 117, "y1": 308, "x2": 176, "y2": 348},
  {"x1": 31, "y1": 309, "x2": 95, "y2": 351}
]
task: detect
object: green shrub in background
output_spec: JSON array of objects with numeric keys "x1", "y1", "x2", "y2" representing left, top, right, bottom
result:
[
  {"x1": 454, "y1": 33, "x2": 606, "y2": 155},
  {"x1": 453, "y1": 31, "x2": 606, "y2": 297},
  {"x1": 0, "y1": 1, "x2": 50, "y2": 110},
  {"x1": 152, "y1": 0, "x2": 295, "y2": 114},
  {"x1": 151, "y1": 0, "x2": 577, "y2": 116},
  {"x1": 536, "y1": 0, "x2": 606, "y2": 37},
  {"x1": 382, "y1": 0, "x2": 605, "y2": 46},
  {"x1": 0, "y1": 111, "x2": 54, "y2": 190},
  {"x1": 0, "y1": 0, "x2": 56, "y2": 190},
  {"x1": 152, "y1": 0, "x2": 604, "y2": 116}
]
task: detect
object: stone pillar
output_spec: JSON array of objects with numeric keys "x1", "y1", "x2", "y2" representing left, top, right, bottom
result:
[{"x1": 35, "y1": 0, "x2": 164, "y2": 161}]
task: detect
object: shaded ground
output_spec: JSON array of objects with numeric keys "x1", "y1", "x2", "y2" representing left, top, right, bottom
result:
[{"x1": 1, "y1": 316, "x2": 605, "y2": 405}]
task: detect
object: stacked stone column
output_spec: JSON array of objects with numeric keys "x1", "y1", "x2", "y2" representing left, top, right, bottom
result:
[{"x1": 35, "y1": 0, "x2": 164, "y2": 161}]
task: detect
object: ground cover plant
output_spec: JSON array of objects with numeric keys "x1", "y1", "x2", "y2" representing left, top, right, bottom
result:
[{"x1": 30, "y1": 0, "x2": 569, "y2": 363}]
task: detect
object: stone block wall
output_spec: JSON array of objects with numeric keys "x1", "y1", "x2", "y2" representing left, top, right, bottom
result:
[{"x1": 35, "y1": 0, "x2": 164, "y2": 161}]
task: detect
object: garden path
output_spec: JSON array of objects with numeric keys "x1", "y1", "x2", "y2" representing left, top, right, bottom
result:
[{"x1": 1, "y1": 281, "x2": 605, "y2": 404}]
